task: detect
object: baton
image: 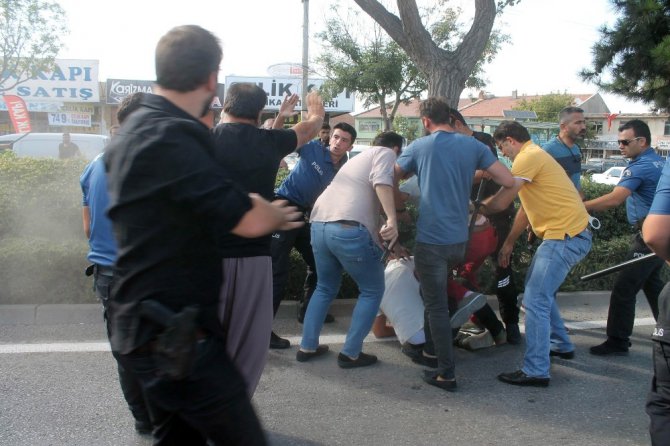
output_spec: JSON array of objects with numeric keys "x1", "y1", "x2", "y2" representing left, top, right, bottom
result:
[
  {"x1": 468, "y1": 178, "x2": 488, "y2": 239},
  {"x1": 580, "y1": 253, "x2": 656, "y2": 281}
]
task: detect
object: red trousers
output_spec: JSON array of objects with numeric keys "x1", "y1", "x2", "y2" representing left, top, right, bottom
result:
[{"x1": 447, "y1": 224, "x2": 498, "y2": 301}]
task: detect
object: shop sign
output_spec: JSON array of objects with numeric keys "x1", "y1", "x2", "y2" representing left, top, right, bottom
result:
[
  {"x1": 1, "y1": 59, "x2": 99, "y2": 102},
  {"x1": 224, "y1": 76, "x2": 354, "y2": 112}
]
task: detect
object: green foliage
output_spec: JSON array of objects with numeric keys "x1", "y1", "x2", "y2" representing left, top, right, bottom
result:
[
  {"x1": 0, "y1": 152, "x2": 91, "y2": 303},
  {"x1": 392, "y1": 116, "x2": 420, "y2": 143},
  {"x1": 0, "y1": 0, "x2": 68, "y2": 92},
  {"x1": 425, "y1": 1, "x2": 511, "y2": 90},
  {"x1": 512, "y1": 92, "x2": 575, "y2": 122},
  {"x1": 581, "y1": 0, "x2": 670, "y2": 112},
  {"x1": 317, "y1": 5, "x2": 427, "y2": 131}
]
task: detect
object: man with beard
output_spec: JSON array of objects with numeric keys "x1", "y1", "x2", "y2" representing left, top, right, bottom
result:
[
  {"x1": 542, "y1": 106, "x2": 587, "y2": 196},
  {"x1": 105, "y1": 25, "x2": 301, "y2": 445}
]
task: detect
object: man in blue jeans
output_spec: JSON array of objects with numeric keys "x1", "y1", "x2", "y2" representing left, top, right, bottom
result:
[
  {"x1": 482, "y1": 121, "x2": 592, "y2": 387},
  {"x1": 297, "y1": 132, "x2": 403, "y2": 368},
  {"x1": 395, "y1": 98, "x2": 514, "y2": 391}
]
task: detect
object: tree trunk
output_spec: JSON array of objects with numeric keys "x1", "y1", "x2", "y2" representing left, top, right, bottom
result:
[{"x1": 353, "y1": 0, "x2": 496, "y2": 106}]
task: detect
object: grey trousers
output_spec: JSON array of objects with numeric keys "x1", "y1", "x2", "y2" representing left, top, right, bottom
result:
[
  {"x1": 219, "y1": 256, "x2": 273, "y2": 397},
  {"x1": 414, "y1": 242, "x2": 466, "y2": 380}
]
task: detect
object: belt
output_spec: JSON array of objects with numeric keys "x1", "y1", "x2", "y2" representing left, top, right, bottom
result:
[{"x1": 333, "y1": 220, "x2": 361, "y2": 228}]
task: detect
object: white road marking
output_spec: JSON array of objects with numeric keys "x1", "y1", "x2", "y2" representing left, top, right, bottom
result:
[{"x1": 0, "y1": 317, "x2": 657, "y2": 354}]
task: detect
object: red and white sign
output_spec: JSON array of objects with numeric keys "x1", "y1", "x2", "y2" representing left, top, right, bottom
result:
[{"x1": 3, "y1": 95, "x2": 32, "y2": 133}]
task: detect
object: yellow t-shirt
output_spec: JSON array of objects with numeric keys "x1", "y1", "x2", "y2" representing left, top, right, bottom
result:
[{"x1": 512, "y1": 141, "x2": 589, "y2": 239}]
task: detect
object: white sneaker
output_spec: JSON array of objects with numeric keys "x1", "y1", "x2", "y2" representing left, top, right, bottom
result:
[{"x1": 450, "y1": 293, "x2": 487, "y2": 328}]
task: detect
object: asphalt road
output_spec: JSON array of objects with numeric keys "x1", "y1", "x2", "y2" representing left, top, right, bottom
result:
[{"x1": 0, "y1": 292, "x2": 657, "y2": 446}]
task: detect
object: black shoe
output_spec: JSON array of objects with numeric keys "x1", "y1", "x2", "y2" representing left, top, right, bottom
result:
[
  {"x1": 498, "y1": 370, "x2": 549, "y2": 387},
  {"x1": 134, "y1": 419, "x2": 152, "y2": 435},
  {"x1": 401, "y1": 343, "x2": 424, "y2": 362},
  {"x1": 422, "y1": 370, "x2": 457, "y2": 392},
  {"x1": 337, "y1": 352, "x2": 378, "y2": 368},
  {"x1": 506, "y1": 323, "x2": 522, "y2": 345},
  {"x1": 296, "y1": 345, "x2": 329, "y2": 362},
  {"x1": 270, "y1": 331, "x2": 290, "y2": 349},
  {"x1": 411, "y1": 352, "x2": 438, "y2": 368},
  {"x1": 550, "y1": 349, "x2": 575, "y2": 359},
  {"x1": 589, "y1": 340, "x2": 630, "y2": 356}
]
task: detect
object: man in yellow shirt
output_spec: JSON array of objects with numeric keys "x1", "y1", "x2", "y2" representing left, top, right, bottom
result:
[{"x1": 482, "y1": 121, "x2": 592, "y2": 387}]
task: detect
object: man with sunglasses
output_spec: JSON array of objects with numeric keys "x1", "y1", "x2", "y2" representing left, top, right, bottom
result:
[{"x1": 584, "y1": 119, "x2": 666, "y2": 356}]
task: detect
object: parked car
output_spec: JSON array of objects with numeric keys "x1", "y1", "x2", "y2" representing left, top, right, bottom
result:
[
  {"x1": 0, "y1": 132, "x2": 109, "y2": 160},
  {"x1": 282, "y1": 152, "x2": 299, "y2": 170},
  {"x1": 581, "y1": 157, "x2": 628, "y2": 174},
  {"x1": 591, "y1": 166, "x2": 625, "y2": 185},
  {"x1": 348, "y1": 144, "x2": 370, "y2": 159}
]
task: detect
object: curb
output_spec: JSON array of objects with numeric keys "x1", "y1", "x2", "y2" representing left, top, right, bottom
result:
[{"x1": 0, "y1": 299, "x2": 360, "y2": 326}]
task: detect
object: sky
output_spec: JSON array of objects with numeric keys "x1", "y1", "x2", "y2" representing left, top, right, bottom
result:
[{"x1": 55, "y1": 0, "x2": 649, "y2": 113}]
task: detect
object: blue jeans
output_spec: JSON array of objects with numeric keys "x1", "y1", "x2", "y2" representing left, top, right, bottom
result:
[
  {"x1": 522, "y1": 229, "x2": 592, "y2": 378},
  {"x1": 301, "y1": 221, "x2": 384, "y2": 358},
  {"x1": 414, "y1": 242, "x2": 466, "y2": 380}
]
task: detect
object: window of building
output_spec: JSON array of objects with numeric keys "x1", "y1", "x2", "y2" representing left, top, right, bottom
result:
[
  {"x1": 359, "y1": 120, "x2": 381, "y2": 133},
  {"x1": 664, "y1": 120, "x2": 670, "y2": 135},
  {"x1": 589, "y1": 121, "x2": 603, "y2": 135}
]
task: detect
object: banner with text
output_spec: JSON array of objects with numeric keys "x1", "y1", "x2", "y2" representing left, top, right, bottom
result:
[
  {"x1": 224, "y1": 76, "x2": 354, "y2": 112},
  {"x1": 1, "y1": 59, "x2": 99, "y2": 103},
  {"x1": 48, "y1": 112, "x2": 92, "y2": 127},
  {"x1": 3, "y1": 95, "x2": 32, "y2": 132}
]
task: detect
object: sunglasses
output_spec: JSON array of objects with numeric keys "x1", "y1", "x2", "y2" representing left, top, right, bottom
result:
[{"x1": 617, "y1": 137, "x2": 642, "y2": 146}]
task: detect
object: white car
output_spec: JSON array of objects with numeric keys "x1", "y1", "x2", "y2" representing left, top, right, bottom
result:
[
  {"x1": 0, "y1": 132, "x2": 109, "y2": 160},
  {"x1": 591, "y1": 166, "x2": 625, "y2": 186}
]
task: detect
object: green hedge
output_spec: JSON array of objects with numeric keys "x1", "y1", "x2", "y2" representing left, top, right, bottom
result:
[{"x1": 1, "y1": 153, "x2": 666, "y2": 304}]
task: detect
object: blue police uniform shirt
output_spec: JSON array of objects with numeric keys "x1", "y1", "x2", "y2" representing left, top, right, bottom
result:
[
  {"x1": 80, "y1": 154, "x2": 117, "y2": 266},
  {"x1": 542, "y1": 136, "x2": 582, "y2": 191},
  {"x1": 396, "y1": 130, "x2": 497, "y2": 245},
  {"x1": 649, "y1": 157, "x2": 670, "y2": 215},
  {"x1": 275, "y1": 139, "x2": 344, "y2": 208},
  {"x1": 617, "y1": 147, "x2": 665, "y2": 224}
]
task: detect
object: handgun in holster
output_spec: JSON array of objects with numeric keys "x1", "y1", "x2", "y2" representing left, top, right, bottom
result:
[{"x1": 139, "y1": 300, "x2": 200, "y2": 381}]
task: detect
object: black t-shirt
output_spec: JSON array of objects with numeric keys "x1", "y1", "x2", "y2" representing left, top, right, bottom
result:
[
  {"x1": 211, "y1": 122, "x2": 297, "y2": 257},
  {"x1": 104, "y1": 94, "x2": 252, "y2": 354}
]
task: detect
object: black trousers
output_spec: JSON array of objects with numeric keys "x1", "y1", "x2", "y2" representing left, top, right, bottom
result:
[
  {"x1": 647, "y1": 282, "x2": 670, "y2": 446},
  {"x1": 120, "y1": 337, "x2": 266, "y2": 446},
  {"x1": 607, "y1": 232, "x2": 665, "y2": 345},
  {"x1": 94, "y1": 267, "x2": 151, "y2": 424},
  {"x1": 271, "y1": 222, "x2": 317, "y2": 316},
  {"x1": 490, "y1": 214, "x2": 520, "y2": 325}
]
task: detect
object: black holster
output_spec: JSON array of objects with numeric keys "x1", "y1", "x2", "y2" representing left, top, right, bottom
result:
[{"x1": 139, "y1": 300, "x2": 200, "y2": 381}]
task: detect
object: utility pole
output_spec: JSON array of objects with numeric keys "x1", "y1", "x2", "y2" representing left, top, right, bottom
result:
[{"x1": 301, "y1": 0, "x2": 309, "y2": 118}]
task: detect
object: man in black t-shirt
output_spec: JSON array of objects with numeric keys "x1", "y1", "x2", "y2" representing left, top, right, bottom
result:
[
  {"x1": 451, "y1": 110, "x2": 521, "y2": 345},
  {"x1": 212, "y1": 84, "x2": 325, "y2": 389},
  {"x1": 105, "y1": 26, "x2": 302, "y2": 445}
]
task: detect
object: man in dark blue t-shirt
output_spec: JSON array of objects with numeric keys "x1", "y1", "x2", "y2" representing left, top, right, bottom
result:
[
  {"x1": 585, "y1": 119, "x2": 666, "y2": 356},
  {"x1": 271, "y1": 122, "x2": 356, "y2": 347}
]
